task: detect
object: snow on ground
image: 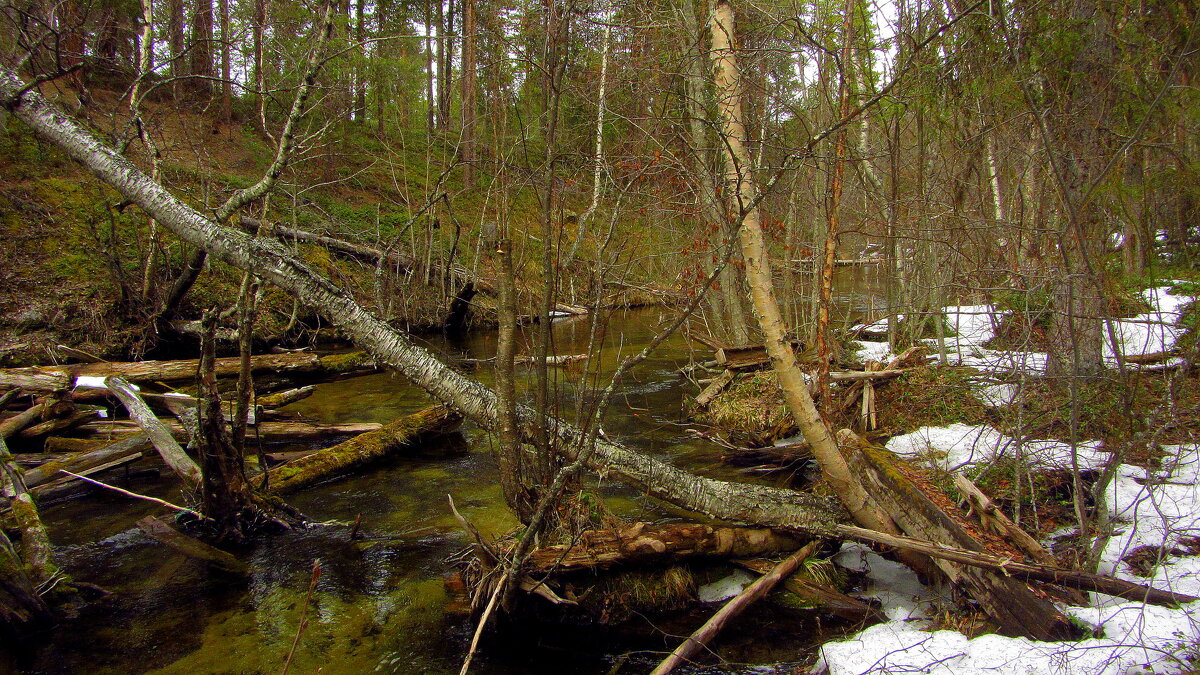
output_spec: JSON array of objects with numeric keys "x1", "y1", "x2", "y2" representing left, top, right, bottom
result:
[
  {"x1": 884, "y1": 423, "x2": 1109, "y2": 473},
  {"x1": 909, "y1": 284, "x2": 1195, "y2": 376},
  {"x1": 816, "y1": 435, "x2": 1200, "y2": 674}
]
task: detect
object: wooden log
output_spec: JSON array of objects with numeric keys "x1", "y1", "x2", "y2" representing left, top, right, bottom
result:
[
  {"x1": 953, "y1": 474, "x2": 1057, "y2": 566},
  {"x1": 734, "y1": 557, "x2": 886, "y2": 624},
  {"x1": 135, "y1": 516, "x2": 248, "y2": 575},
  {"x1": 523, "y1": 522, "x2": 805, "y2": 574},
  {"x1": 257, "y1": 385, "x2": 317, "y2": 409},
  {"x1": 22, "y1": 434, "x2": 152, "y2": 488},
  {"x1": 0, "y1": 404, "x2": 47, "y2": 440},
  {"x1": 650, "y1": 542, "x2": 820, "y2": 675},
  {"x1": 0, "y1": 528, "x2": 52, "y2": 633},
  {"x1": 694, "y1": 370, "x2": 736, "y2": 409},
  {"x1": 43, "y1": 437, "x2": 107, "y2": 452},
  {"x1": 837, "y1": 525, "x2": 1198, "y2": 607},
  {"x1": 513, "y1": 354, "x2": 588, "y2": 366},
  {"x1": 0, "y1": 368, "x2": 70, "y2": 393},
  {"x1": 0, "y1": 352, "x2": 376, "y2": 393},
  {"x1": 9, "y1": 493, "x2": 58, "y2": 583},
  {"x1": 76, "y1": 419, "x2": 383, "y2": 444},
  {"x1": 265, "y1": 405, "x2": 461, "y2": 494},
  {"x1": 721, "y1": 442, "x2": 810, "y2": 468},
  {"x1": 837, "y1": 431, "x2": 1076, "y2": 640},
  {"x1": 16, "y1": 409, "x2": 101, "y2": 441},
  {"x1": 105, "y1": 376, "x2": 202, "y2": 490}
]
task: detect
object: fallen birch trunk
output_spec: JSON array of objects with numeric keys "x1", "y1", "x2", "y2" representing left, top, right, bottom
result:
[
  {"x1": 265, "y1": 405, "x2": 461, "y2": 494},
  {"x1": 513, "y1": 354, "x2": 588, "y2": 366},
  {"x1": 104, "y1": 376, "x2": 202, "y2": 490},
  {"x1": 522, "y1": 522, "x2": 805, "y2": 573},
  {"x1": 0, "y1": 67, "x2": 844, "y2": 539}
]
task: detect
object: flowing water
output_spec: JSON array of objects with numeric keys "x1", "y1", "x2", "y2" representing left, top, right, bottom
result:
[{"x1": 15, "y1": 268, "x2": 887, "y2": 674}]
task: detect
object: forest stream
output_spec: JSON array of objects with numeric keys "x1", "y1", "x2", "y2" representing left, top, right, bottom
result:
[{"x1": 12, "y1": 268, "x2": 886, "y2": 675}]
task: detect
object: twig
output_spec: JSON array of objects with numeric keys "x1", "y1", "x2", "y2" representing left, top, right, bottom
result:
[
  {"x1": 281, "y1": 558, "x2": 322, "y2": 675},
  {"x1": 59, "y1": 470, "x2": 201, "y2": 517}
]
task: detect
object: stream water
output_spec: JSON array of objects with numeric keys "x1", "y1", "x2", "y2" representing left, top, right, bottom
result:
[{"x1": 14, "y1": 267, "x2": 887, "y2": 675}]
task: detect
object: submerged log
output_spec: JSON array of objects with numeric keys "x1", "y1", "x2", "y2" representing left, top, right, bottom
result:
[
  {"x1": 0, "y1": 529, "x2": 52, "y2": 634},
  {"x1": 265, "y1": 405, "x2": 461, "y2": 494},
  {"x1": 523, "y1": 523, "x2": 805, "y2": 574},
  {"x1": 837, "y1": 432, "x2": 1076, "y2": 640},
  {"x1": 136, "y1": 516, "x2": 248, "y2": 575},
  {"x1": 257, "y1": 386, "x2": 317, "y2": 409}
]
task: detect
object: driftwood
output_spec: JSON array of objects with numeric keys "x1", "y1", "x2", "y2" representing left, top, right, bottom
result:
[
  {"x1": 265, "y1": 405, "x2": 461, "y2": 494},
  {"x1": 837, "y1": 525, "x2": 1198, "y2": 607},
  {"x1": 136, "y1": 516, "x2": 248, "y2": 575},
  {"x1": 105, "y1": 376, "x2": 202, "y2": 490},
  {"x1": 0, "y1": 352, "x2": 376, "y2": 393},
  {"x1": 650, "y1": 542, "x2": 820, "y2": 675},
  {"x1": 522, "y1": 523, "x2": 804, "y2": 574},
  {"x1": 838, "y1": 432, "x2": 1075, "y2": 639}
]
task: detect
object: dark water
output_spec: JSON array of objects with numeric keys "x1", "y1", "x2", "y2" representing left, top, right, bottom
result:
[{"x1": 15, "y1": 270, "x2": 885, "y2": 674}]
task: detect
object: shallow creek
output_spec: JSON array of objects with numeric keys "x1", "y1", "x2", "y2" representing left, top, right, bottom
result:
[{"x1": 16, "y1": 269, "x2": 886, "y2": 674}]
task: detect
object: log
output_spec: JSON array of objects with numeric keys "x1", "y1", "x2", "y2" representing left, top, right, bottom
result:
[
  {"x1": 0, "y1": 528, "x2": 52, "y2": 634},
  {"x1": 694, "y1": 370, "x2": 736, "y2": 409},
  {"x1": 513, "y1": 354, "x2": 588, "y2": 366},
  {"x1": 9, "y1": 494, "x2": 58, "y2": 583},
  {"x1": 650, "y1": 542, "x2": 820, "y2": 675},
  {"x1": 0, "y1": 368, "x2": 70, "y2": 393},
  {"x1": 522, "y1": 522, "x2": 805, "y2": 574},
  {"x1": 265, "y1": 405, "x2": 461, "y2": 493},
  {"x1": 105, "y1": 376, "x2": 202, "y2": 490},
  {"x1": 16, "y1": 408, "x2": 101, "y2": 441},
  {"x1": 22, "y1": 434, "x2": 152, "y2": 488},
  {"x1": 257, "y1": 385, "x2": 317, "y2": 409},
  {"x1": 0, "y1": 404, "x2": 47, "y2": 440},
  {"x1": 953, "y1": 474, "x2": 1057, "y2": 566},
  {"x1": 837, "y1": 432, "x2": 1076, "y2": 640},
  {"x1": 837, "y1": 525, "x2": 1199, "y2": 607},
  {"x1": 136, "y1": 516, "x2": 248, "y2": 575},
  {"x1": 76, "y1": 419, "x2": 383, "y2": 444},
  {"x1": 0, "y1": 352, "x2": 376, "y2": 392}
]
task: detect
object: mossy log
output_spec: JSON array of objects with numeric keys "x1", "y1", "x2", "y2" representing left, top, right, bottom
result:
[
  {"x1": 522, "y1": 522, "x2": 805, "y2": 574},
  {"x1": 0, "y1": 529, "x2": 52, "y2": 635},
  {"x1": 0, "y1": 403, "x2": 48, "y2": 440},
  {"x1": 837, "y1": 431, "x2": 1076, "y2": 640},
  {"x1": 265, "y1": 405, "x2": 461, "y2": 494},
  {"x1": 0, "y1": 352, "x2": 376, "y2": 393},
  {"x1": 22, "y1": 434, "x2": 151, "y2": 489},
  {"x1": 256, "y1": 385, "x2": 317, "y2": 409},
  {"x1": 9, "y1": 494, "x2": 58, "y2": 584}
]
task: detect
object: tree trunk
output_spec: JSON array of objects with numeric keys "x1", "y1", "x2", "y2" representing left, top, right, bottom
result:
[
  {"x1": 190, "y1": 0, "x2": 214, "y2": 98},
  {"x1": 460, "y1": 0, "x2": 477, "y2": 188}
]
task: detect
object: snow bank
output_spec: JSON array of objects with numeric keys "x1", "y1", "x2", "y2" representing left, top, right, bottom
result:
[{"x1": 816, "y1": 439, "x2": 1200, "y2": 675}]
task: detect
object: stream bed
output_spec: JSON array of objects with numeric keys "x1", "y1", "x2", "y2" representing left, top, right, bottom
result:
[{"x1": 13, "y1": 270, "x2": 886, "y2": 674}]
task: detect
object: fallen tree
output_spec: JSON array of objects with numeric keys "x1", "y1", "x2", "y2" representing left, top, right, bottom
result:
[
  {"x1": 265, "y1": 405, "x2": 461, "y2": 493},
  {"x1": 0, "y1": 68, "x2": 843, "y2": 535}
]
